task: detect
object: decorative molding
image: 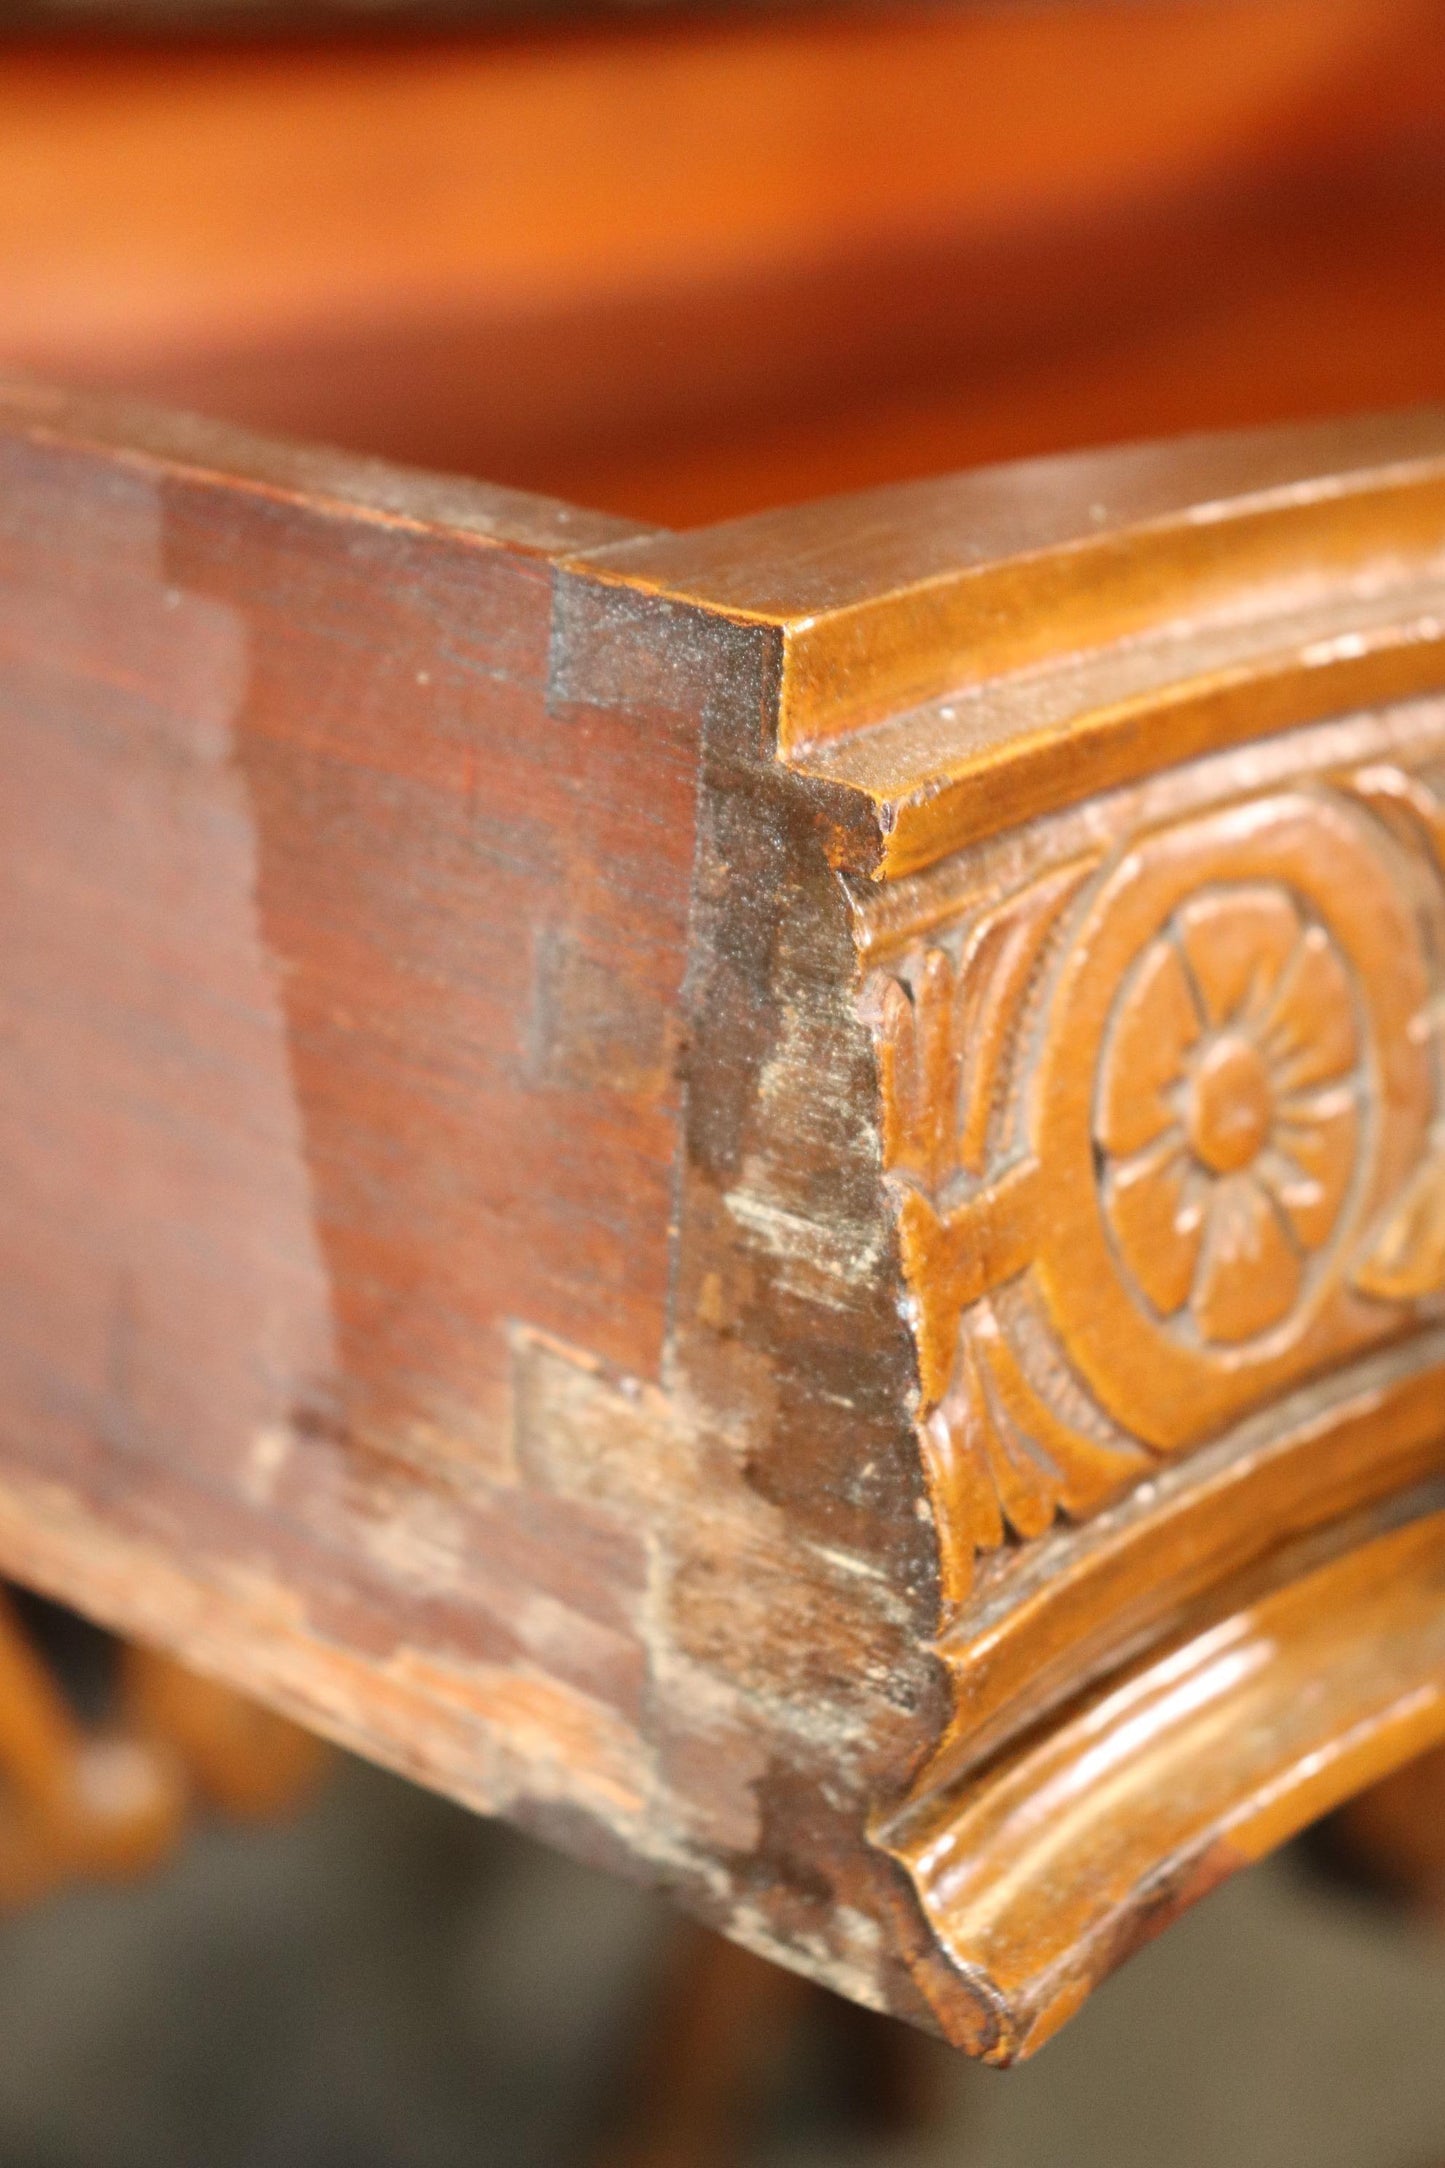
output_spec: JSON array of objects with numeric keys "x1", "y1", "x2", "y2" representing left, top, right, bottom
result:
[{"x1": 872, "y1": 776, "x2": 1445, "y2": 1601}]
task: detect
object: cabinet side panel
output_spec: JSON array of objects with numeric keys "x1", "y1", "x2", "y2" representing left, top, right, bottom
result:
[{"x1": 0, "y1": 416, "x2": 706, "y2": 1848}]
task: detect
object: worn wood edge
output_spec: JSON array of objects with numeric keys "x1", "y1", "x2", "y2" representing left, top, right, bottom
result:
[
  {"x1": 0, "y1": 372, "x2": 651, "y2": 557},
  {"x1": 0, "y1": 1472, "x2": 1017, "y2": 2062},
  {"x1": 878, "y1": 1503, "x2": 1445, "y2": 2064},
  {"x1": 563, "y1": 422, "x2": 1445, "y2": 2041},
  {"x1": 0, "y1": 1462, "x2": 574, "y2": 1830},
  {"x1": 572, "y1": 418, "x2": 1445, "y2": 2044},
  {"x1": 0, "y1": 1455, "x2": 998, "y2": 2041},
  {"x1": 0, "y1": 382, "x2": 979, "y2": 2047},
  {"x1": 579, "y1": 411, "x2": 1445, "y2": 792}
]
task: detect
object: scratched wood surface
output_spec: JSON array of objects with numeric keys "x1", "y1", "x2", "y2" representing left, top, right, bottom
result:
[
  {"x1": 0, "y1": 376, "x2": 962, "y2": 2045},
  {"x1": 7, "y1": 377, "x2": 1445, "y2": 2057}
]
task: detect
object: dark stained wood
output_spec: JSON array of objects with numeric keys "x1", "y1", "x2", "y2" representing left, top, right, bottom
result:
[{"x1": 0, "y1": 375, "x2": 948, "y2": 2040}]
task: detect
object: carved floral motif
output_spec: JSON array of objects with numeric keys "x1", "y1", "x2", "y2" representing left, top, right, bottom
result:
[
  {"x1": 1097, "y1": 884, "x2": 1362, "y2": 1345},
  {"x1": 873, "y1": 783, "x2": 1445, "y2": 1603}
]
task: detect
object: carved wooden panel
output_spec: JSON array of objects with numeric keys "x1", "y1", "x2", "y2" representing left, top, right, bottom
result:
[
  {"x1": 597, "y1": 409, "x2": 1445, "y2": 2052},
  {"x1": 827, "y1": 683, "x2": 1445, "y2": 2048},
  {"x1": 873, "y1": 765, "x2": 1445, "y2": 1601}
]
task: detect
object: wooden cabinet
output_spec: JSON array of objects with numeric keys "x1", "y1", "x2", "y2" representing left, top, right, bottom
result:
[{"x1": 6, "y1": 0, "x2": 1445, "y2": 2064}]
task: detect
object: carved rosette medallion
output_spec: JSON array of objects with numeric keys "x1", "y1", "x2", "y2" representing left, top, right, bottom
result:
[
  {"x1": 1096, "y1": 881, "x2": 1361, "y2": 1348},
  {"x1": 872, "y1": 783, "x2": 1445, "y2": 1602}
]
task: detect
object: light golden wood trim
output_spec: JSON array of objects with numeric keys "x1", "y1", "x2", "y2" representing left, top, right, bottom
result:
[
  {"x1": 591, "y1": 410, "x2": 1445, "y2": 776},
  {"x1": 800, "y1": 582, "x2": 1445, "y2": 876},
  {"x1": 881, "y1": 1503, "x2": 1445, "y2": 2062},
  {"x1": 927, "y1": 1340, "x2": 1445, "y2": 1784}
]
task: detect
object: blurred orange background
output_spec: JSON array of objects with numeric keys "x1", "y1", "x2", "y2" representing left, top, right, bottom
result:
[{"x1": 6, "y1": 0, "x2": 1445, "y2": 526}]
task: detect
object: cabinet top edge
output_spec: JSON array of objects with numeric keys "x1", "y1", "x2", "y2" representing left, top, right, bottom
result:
[
  {"x1": 579, "y1": 409, "x2": 1445, "y2": 752},
  {"x1": 0, "y1": 373, "x2": 656, "y2": 561},
  {"x1": 584, "y1": 410, "x2": 1445, "y2": 618}
]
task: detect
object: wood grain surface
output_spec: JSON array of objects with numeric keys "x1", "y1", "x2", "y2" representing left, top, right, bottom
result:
[
  {"x1": 0, "y1": 376, "x2": 953, "y2": 2043},
  {"x1": 7, "y1": 377, "x2": 1445, "y2": 2056}
]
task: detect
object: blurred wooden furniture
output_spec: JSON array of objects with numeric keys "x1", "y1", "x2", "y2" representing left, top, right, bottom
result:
[
  {"x1": 7, "y1": 381, "x2": 1445, "y2": 2060},
  {"x1": 8, "y1": 0, "x2": 1445, "y2": 2070},
  {"x1": 602, "y1": 1916, "x2": 946, "y2": 2168},
  {"x1": 1327, "y1": 1745, "x2": 1445, "y2": 1920},
  {"x1": 6, "y1": 0, "x2": 1445, "y2": 526},
  {"x1": 0, "y1": 1590, "x2": 325, "y2": 1905}
]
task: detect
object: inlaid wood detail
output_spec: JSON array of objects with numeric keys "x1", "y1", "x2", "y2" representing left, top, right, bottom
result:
[{"x1": 875, "y1": 781, "x2": 1445, "y2": 1597}]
